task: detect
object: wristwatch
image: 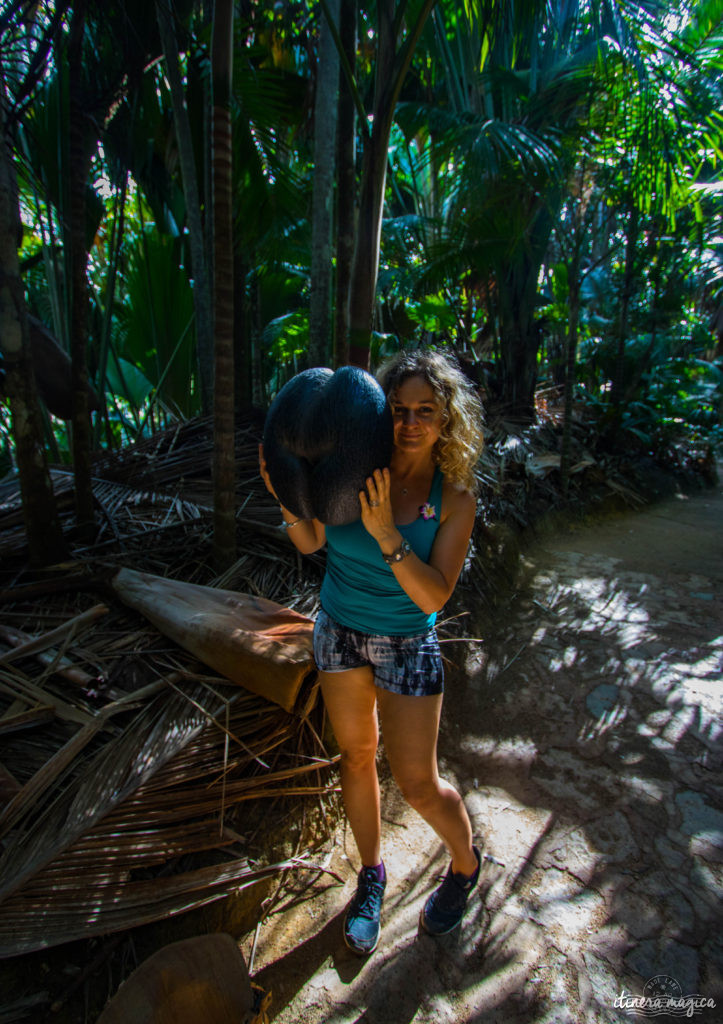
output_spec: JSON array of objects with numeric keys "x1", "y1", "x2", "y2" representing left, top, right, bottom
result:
[{"x1": 382, "y1": 539, "x2": 412, "y2": 565}]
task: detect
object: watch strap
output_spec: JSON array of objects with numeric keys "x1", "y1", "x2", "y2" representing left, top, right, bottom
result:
[{"x1": 382, "y1": 538, "x2": 412, "y2": 565}]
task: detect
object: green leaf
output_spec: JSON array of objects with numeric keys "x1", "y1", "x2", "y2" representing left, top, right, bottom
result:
[
  {"x1": 106, "y1": 355, "x2": 153, "y2": 408},
  {"x1": 117, "y1": 230, "x2": 198, "y2": 418}
]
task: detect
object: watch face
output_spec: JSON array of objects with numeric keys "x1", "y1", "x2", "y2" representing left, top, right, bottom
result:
[{"x1": 384, "y1": 539, "x2": 411, "y2": 564}]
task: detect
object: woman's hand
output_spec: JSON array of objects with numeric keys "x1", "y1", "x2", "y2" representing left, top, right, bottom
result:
[
  {"x1": 359, "y1": 468, "x2": 398, "y2": 546},
  {"x1": 258, "y1": 443, "x2": 278, "y2": 500},
  {"x1": 258, "y1": 443, "x2": 327, "y2": 554}
]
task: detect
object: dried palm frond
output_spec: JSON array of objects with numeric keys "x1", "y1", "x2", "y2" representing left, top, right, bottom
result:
[
  {"x1": 0, "y1": 854, "x2": 332, "y2": 956},
  {"x1": 0, "y1": 672, "x2": 337, "y2": 956}
]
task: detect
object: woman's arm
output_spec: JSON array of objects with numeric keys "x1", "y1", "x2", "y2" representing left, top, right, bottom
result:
[
  {"x1": 258, "y1": 445, "x2": 326, "y2": 554},
  {"x1": 359, "y1": 468, "x2": 476, "y2": 616}
]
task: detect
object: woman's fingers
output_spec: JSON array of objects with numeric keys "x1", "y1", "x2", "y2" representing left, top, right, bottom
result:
[
  {"x1": 360, "y1": 469, "x2": 396, "y2": 541},
  {"x1": 365, "y1": 474, "x2": 379, "y2": 506},
  {"x1": 366, "y1": 468, "x2": 390, "y2": 507},
  {"x1": 376, "y1": 467, "x2": 390, "y2": 499}
]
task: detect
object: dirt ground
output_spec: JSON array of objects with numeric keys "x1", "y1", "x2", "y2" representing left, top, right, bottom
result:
[{"x1": 242, "y1": 478, "x2": 723, "y2": 1023}]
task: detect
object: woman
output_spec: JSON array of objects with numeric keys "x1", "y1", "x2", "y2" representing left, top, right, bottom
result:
[{"x1": 259, "y1": 349, "x2": 484, "y2": 954}]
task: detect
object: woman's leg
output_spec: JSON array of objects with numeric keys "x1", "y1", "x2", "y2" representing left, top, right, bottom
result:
[
  {"x1": 319, "y1": 667, "x2": 381, "y2": 866},
  {"x1": 377, "y1": 689, "x2": 478, "y2": 876}
]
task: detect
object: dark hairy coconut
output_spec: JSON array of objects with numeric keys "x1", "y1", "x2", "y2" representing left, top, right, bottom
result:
[{"x1": 263, "y1": 366, "x2": 394, "y2": 525}]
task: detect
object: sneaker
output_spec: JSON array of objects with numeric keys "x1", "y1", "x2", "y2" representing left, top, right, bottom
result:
[
  {"x1": 420, "y1": 847, "x2": 481, "y2": 935},
  {"x1": 343, "y1": 864, "x2": 386, "y2": 954}
]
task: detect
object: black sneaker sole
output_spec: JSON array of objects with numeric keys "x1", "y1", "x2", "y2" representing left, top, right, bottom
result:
[{"x1": 419, "y1": 906, "x2": 463, "y2": 936}]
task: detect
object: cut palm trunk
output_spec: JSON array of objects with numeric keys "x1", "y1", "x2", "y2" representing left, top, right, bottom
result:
[
  {"x1": 111, "y1": 568, "x2": 316, "y2": 713},
  {"x1": 96, "y1": 934, "x2": 257, "y2": 1024}
]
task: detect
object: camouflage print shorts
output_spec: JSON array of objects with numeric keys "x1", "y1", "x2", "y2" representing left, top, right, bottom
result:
[{"x1": 313, "y1": 607, "x2": 444, "y2": 697}]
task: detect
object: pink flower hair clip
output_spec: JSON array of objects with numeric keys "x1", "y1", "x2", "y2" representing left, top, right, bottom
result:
[{"x1": 419, "y1": 502, "x2": 437, "y2": 521}]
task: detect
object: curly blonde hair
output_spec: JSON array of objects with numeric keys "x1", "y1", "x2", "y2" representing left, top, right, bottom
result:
[{"x1": 376, "y1": 349, "x2": 484, "y2": 493}]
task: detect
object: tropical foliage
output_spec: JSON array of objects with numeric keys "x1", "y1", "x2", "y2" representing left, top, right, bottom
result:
[{"x1": 0, "y1": 0, "x2": 721, "y2": 563}]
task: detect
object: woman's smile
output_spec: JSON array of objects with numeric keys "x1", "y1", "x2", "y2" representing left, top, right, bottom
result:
[{"x1": 390, "y1": 376, "x2": 443, "y2": 451}]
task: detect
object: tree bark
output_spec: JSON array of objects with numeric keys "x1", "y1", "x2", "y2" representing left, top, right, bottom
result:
[
  {"x1": 211, "y1": 0, "x2": 236, "y2": 570},
  {"x1": 498, "y1": 324, "x2": 540, "y2": 420},
  {"x1": 0, "y1": 82, "x2": 66, "y2": 564},
  {"x1": 347, "y1": 0, "x2": 438, "y2": 369},
  {"x1": 612, "y1": 198, "x2": 638, "y2": 407},
  {"x1": 234, "y1": 252, "x2": 251, "y2": 408},
  {"x1": 333, "y1": 0, "x2": 357, "y2": 368},
  {"x1": 308, "y1": 0, "x2": 339, "y2": 368},
  {"x1": 68, "y1": 0, "x2": 95, "y2": 532},
  {"x1": 498, "y1": 254, "x2": 540, "y2": 420},
  {"x1": 560, "y1": 273, "x2": 580, "y2": 497},
  {"x1": 156, "y1": 0, "x2": 214, "y2": 416},
  {"x1": 623, "y1": 224, "x2": 661, "y2": 403}
]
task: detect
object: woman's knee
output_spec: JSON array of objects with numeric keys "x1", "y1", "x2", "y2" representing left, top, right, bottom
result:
[
  {"x1": 395, "y1": 772, "x2": 440, "y2": 811},
  {"x1": 339, "y1": 741, "x2": 378, "y2": 775}
]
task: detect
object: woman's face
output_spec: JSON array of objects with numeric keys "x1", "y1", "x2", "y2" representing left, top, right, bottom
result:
[{"x1": 389, "y1": 375, "x2": 445, "y2": 455}]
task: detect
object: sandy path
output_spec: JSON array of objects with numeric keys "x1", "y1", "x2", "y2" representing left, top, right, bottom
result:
[{"x1": 247, "y1": 480, "x2": 723, "y2": 1024}]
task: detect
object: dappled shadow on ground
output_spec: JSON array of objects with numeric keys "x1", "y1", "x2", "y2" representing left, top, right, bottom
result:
[
  {"x1": 252, "y1": 851, "x2": 539, "y2": 1024},
  {"x1": 248, "y1": 490, "x2": 722, "y2": 1023},
  {"x1": 440, "y1": 499, "x2": 722, "y2": 1019}
]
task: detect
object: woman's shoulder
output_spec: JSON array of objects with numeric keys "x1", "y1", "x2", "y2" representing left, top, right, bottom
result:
[{"x1": 440, "y1": 475, "x2": 476, "y2": 520}]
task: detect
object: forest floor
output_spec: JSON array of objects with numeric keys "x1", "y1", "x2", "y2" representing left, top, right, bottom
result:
[
  {"x1": 243, "y1": 474, "x2": 723, "y2": 1024},
  {"x1": 1, "y1": 429, "x2": 720, "y2": 1024}
]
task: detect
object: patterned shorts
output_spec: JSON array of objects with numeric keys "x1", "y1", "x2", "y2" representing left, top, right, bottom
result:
[{"x1": 313, "y1": 607, "x2": 444, "y2": 697}]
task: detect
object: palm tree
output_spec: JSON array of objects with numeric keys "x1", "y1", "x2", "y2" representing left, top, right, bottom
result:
[
  {"x1": 333, "y1": 0, "x2": 358, "y2": 367},
  {"x1": 0, "y1": 39, "x2": 67, "y2": 563},
  {"x1": 347, "y1": 0, "x2": 438, "y2": 368},
  {"x1": 309, "y1": 0, "x2": 339, "y2": 368},
  {"x1": 597, "y1": 0, "x2": 723, "y2": 408},
  {"x1": 156, "y1": 0, "x2": 214, "y2": 414},
  {"x1": 384, "y1": 0, "x2": 699, "y2": 418},
  {"x1": 67, "y1": 0, "x2": 95, "y2": 531},
  {"x1": 212, "y1": 0, "x2": 236, "y2": 569}
]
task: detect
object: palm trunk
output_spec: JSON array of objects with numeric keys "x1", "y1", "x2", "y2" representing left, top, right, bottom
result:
[
  {"x1": 347, "y1": 0, "x2": 438, "y2": 369},
  {"x1": 156, "y1": 0, "x2": 214, "y2": 416},
  {"x1": 234, "y1": 252, "x2": 252, "y2": 408},
  {"x1": 211, "y1": 0, "x2": 236, "y2": 570},
  {"x1": 96, "y1": 171, "x2": 127, "y2": 449},
  {"x1": 68, "y1": 0, "x2": 95, "y2": 532},
  {"x1": 308, "y1": 0, "x2": 339, "y2": 368},
  {"x1": 111, "y1": 568, "x2": 315, "y2": 713},
  {"x1": 612, "y1": 198, "x2": 638, "y2": 407},
  {"x1": 499, "y1": 324, "x2": 540, "y2": 419},
  {"x1": 333, "y1": 0, "x2": 357, "y2": 368},
  {"x1": 348, "y1": 122, "x2": 389, "y2": 368},
  {"x1": 498, "y1": 258, "x2": 540, "y2": 419},
  {"x1": 0, "y1": 84, "x2": 66, "y2": 564},
  {"x1": 560, "y1": 274, "x2": 580, "y2": 497},
  {"x1": 624, "y1": 226, "x2": 661, "y2": 403}
]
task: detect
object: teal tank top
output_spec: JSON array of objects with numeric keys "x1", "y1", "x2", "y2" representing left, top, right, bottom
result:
[{"x1": 320, "y1": 467, "x2": 444, "y2": 636}]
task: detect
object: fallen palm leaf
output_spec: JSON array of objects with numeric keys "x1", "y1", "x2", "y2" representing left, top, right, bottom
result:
[
  {"x1": 0, "y1": 704, "x2": 55, "y2": 735},
  {"x1": 0, "y1": 665, "x2": 96, "y2": 726},
  {"x1": 0, "y1": 604, "x2": 108, "y2": 665},
  {"x1": 0, "y1": 624, "x2": 98, "y2": 688},
  {"x1": 0, "y1": 854, "x2": 335, "y2": 956}
]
